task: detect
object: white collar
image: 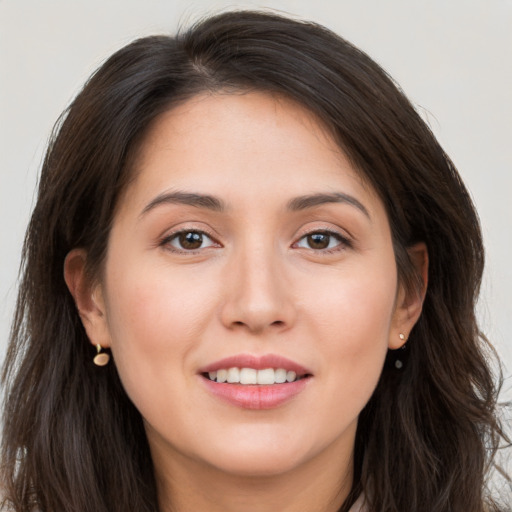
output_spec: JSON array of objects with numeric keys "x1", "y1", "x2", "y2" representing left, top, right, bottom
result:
[{"x1": 348, "y1": 494, "x2": 366, "y2": 512}]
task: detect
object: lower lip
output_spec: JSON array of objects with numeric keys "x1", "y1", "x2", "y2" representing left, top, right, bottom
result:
[{"x1": 201, "y1": 376, "x2": 310, "y2": 410}]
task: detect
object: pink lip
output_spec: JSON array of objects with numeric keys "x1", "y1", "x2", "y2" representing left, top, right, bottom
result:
[
  {"x1": 198, "y1": 353, "x2": 311, "y2": 375},
  {"x1": 198, "y1": 353, "x2": 312, "y2": 410},
  {"x1": 201, "y1": 377, "x2": 310, "y2": 410}
]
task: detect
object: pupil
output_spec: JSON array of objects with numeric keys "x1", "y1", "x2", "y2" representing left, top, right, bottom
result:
[
  {"x1": 308, "y1": 233, "x2": 329, "y2": 249},
  {"x1": 180, "y1": 232, "x2": 203, "y2": 249}
]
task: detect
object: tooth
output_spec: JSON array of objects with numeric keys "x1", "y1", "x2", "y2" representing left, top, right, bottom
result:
[
  {"x1": 257, "y1": 368, "x2": 275, "y2": 385},
  {"x1": 286, "y1": 370, "x2": 297, "y2": 383},
  {"x1": 240, "y1": 368, "x2": 257, "y2": 384},
  {"x1": 227, "y1": 367, "x2": 240, "y2": 383},
  {"x1": 275, "y1": 369, "x2": 287, "y2": 383},
  {"x1": 211, "y1": 367, "x2": 301, "y2": 384}
]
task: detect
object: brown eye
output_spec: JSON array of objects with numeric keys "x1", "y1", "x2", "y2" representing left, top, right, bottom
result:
[
  {"x1": 295, "y1": 231, "x2": 348, "y2": 251},
  {"x1": 307, "y1": 233, "x2": 330, "y2": 249},
  {"x1": 179, "y1": 232, "x2": 203, "y2": 249},
  {"x1": 167, "y1": 231, "x2": 216, "y2": 251}
]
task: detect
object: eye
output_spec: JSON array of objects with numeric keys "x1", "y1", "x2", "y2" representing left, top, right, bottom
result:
[
  {"x1": 295, "y1": 231, "x2": 348, "y2": 251},
  {"x1": 164, "y1": 230, "x2": 217, "y2": 251}
]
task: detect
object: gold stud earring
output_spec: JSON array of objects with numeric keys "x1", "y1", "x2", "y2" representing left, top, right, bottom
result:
[
  {"x1": 93, "y1": 344, "x2": 110, "y2": 366},
  {"x1": 395, "y1": 333, "x2": 407, "y2": 369}
]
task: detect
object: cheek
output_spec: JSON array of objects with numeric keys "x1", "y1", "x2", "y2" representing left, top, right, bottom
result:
[
  {"x1": 100, "y1": 258, "x2": 218, "y2": 404},
  {"x1": 308, "y1": 264, "x2": 396, "y2": 339},
  {"x1": 104, "y1": 253, "x2": 218, "y2": 340},
  {"x1": 305, "y1": 263, "x2": 396, "y2": 401}
]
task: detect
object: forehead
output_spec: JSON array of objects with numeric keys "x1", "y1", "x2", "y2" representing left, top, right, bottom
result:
[
  {"x1": 136, "y1": 91, "x2": 342, "y2": 164},
  {"x1": 122, "y1": 91, "x2": 382, "y2": 217}
]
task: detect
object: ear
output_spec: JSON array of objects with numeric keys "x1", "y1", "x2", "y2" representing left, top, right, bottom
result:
[
  {"x1": 64, "y1": 249, "x2": 112, "y2": 348},
  {"x1": 389, "y1": 242, "x2": 429, "y2": 349}
]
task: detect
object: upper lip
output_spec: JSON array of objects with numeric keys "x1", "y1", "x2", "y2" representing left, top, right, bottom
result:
[{"x1": 199, "y1": 354, "x2": 312, "y2": 376}]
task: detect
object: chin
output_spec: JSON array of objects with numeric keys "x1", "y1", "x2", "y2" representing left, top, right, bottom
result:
[
  {"x1": 207, "y1": 450, "x2": 307, "y2": 478},
  {"x1": 196, "y1": 429, "x2": 321, "y2": 478}
]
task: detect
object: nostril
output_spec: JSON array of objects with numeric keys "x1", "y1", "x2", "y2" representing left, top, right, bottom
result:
[{"x1": 271, "y1": 320, "x2": 285, "y2": 327}]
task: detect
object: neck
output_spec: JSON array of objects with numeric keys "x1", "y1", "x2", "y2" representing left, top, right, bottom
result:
[{"x1": 150, "y1": 430, "x2": 355, "y2": 512}]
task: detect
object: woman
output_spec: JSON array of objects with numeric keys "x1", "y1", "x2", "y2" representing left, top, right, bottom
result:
[{"x1": 1, "y1": 10, "x2": 509, "y2": 512}]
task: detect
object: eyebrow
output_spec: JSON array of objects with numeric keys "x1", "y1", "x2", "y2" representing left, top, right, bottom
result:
[
  {"x1": 140, "y1": 191, "x2": 225, "y2": 217},
  {"x1": 287, "y1": 192, "x2": 370, "y2": 218},
  {"x1": 139, "y1": 190, "x2": 370, "y2": 219}
]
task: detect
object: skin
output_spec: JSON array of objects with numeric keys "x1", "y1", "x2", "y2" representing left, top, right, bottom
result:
[{"x1": 65, "y1": 91, "x2": 427, "y2": 512}]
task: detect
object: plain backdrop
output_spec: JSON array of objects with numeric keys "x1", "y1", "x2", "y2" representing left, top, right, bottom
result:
[{"x1": 0, "y1": 0, "x2": 511, "y2": 406}]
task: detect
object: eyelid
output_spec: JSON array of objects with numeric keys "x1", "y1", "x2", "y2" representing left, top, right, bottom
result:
[
  {"x1": 292, "y1": 227, "x2": 353, "y2": 252},
  {"x1": 159, "y1": 226, "x2": 222, "y2": 253}
]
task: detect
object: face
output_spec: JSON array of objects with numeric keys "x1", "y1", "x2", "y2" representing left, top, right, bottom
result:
[{"x1": 74, "y1": 91, "x2": 419, "y2": 481}]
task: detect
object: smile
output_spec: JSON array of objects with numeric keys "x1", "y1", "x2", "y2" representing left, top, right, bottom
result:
[
  {"x1": 206, "y1": 367, "x2": 306, "y2": 385},
  {"x1": 199, "y1": 354, "x2": 312, "y2": 409}
]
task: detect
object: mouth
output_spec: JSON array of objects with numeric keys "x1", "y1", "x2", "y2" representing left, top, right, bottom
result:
[
  {"x1": 202, "y1": 367, "x2": 310, "y2": 385},
  {"x1": 198, "y1": 354, "x2": 313, "y2": 409}
]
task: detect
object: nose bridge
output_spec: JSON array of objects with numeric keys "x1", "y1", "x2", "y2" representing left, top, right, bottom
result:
[{"x1": 221, "y1": 233, "x2": 294, "y2": 332}]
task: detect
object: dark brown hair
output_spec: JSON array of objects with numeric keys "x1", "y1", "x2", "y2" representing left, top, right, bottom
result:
[{"x1": 1, "y1": 10, "x2": 510, "y2": 512}]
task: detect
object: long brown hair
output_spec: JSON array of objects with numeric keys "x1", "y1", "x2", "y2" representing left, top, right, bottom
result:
[{"x1": 1, "y1": 10, "x2": 510, "y2": 512}]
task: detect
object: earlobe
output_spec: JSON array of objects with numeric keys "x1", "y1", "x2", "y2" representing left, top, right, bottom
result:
[
  {"x1": 63, "y1": 249, "x2": 112, "y2": 348},
  {"x1": 389, "y1": 242, "x2": 428, "y2": 349}
]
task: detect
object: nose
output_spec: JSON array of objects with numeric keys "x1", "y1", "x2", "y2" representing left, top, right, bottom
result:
[{"x1": 220, "y1": 243, "x2": 296, "y2": 334}]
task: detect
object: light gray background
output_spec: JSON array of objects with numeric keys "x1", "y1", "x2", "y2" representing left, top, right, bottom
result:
[{"x1": 1, "y1": 0, "x2": 511, "y2": 405}]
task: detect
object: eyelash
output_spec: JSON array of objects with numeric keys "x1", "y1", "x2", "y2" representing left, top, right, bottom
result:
[
  {"x1": 160, "y1": 228, "x2": 220, "y2": 254},
  {"x1": 160, "y1": 227, "x2": 352, "y2": 255},
  {"x1": 293, "y1": 229, "x2": 352, "y2": 253}
]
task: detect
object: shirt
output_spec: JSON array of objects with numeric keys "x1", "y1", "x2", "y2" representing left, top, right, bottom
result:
[{"x1": 348, "y1": 494, "x2": 367, "y2": 512}]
